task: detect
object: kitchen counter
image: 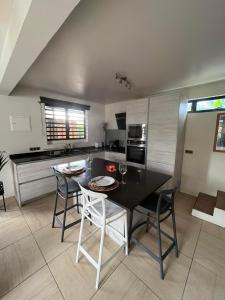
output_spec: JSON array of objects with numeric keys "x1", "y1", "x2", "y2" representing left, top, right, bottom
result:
[
  {"x1": 104, "y1": 146, "x2": 125, "y2": 154},
  {"x1": 10, "y1": 146, "x2": 125, "y2": 165}
]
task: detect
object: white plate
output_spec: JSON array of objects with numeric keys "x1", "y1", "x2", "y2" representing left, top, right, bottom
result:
[
  {"x1": 63, "y1": 166, "x2": 83, "y2": 173},
  {"x1": 91, "y1": 176, "x2": 115, "y2": 187}
]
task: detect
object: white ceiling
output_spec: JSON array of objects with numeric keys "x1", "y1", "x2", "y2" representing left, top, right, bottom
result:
[
  {"x1": 18, "y1": 0, "x2": 225, "y2": 103},
  {"x1": 0, "y1": 0, "x2": 13, "y2": 54}
]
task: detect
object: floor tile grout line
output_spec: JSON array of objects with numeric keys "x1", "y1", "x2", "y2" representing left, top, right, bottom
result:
[
  {"x1": 45, "y1": 243, "x2": 75, "y2": 264},
  {"x1": 0, "y1": 208, "x2": 33, "y2": 251},
  {"x1": 25, "y1": 216, "x2": 66, "y2": 300},
  {"x1": 181, "y1": 220, "x2": 203, "y2": 300},
  {"x1": 121, "y1": 261, "x2": 162, "y2": 300},
  {"x1": 20, "y1": 206, "x2": 67, "y2": 300},
  {"x1": 21, "y1": 203, "x2": 108, "y2": 299},
  {"x1": 20, "y1": 204, "x2": 82, "y2": 235},
  {"x1": 4, "y1": 194, "x2": 224, "y2": 300},
  {"x1": 2, "y1": 201, "x2": 65, "y2": 300},
  {"x1": 120, "y1": 219, "x2": 201, "y2": 300},
  {"x1": 38, "y1": 220, "x2": 96, "y2": 265},
  {"x1": 192, "y1": 227, "x2": 225, "y2": 281},
  {"x1": 1, "y1": 197, "x2": 124, "y2": 299},
  {"x1": 0, "y1": 231, "x2": 32, "y2": 252},
  {"x1": 0, "y1": 264, "x2": 49, "y2": 298},
  {"x1": 90, "y1": 259, "x2": 124, "y2": 300}
]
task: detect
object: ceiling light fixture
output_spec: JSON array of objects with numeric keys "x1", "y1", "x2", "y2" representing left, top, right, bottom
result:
[{"x1": 115, "y1": 73, "x2": 132, "y2": 90}]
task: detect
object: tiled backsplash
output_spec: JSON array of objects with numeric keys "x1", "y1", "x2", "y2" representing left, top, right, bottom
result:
[{"x1": 106, "y1": 129, "x2": 126, "y2": 147}]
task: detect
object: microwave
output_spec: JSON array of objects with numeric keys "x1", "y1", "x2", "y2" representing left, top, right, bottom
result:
[{"x1": 127, "y1": 124, "x2": 147, "y2": 141}]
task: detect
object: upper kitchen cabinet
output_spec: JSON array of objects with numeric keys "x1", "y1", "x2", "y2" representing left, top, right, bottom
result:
[
  {"x1": 105, "y1": 98, "x2": 149, "y2": 129},
  {"x1": 147, "y1": 94, "x2": 187, "y2": 186},
  {"x1": 105, "y1": 102, "x2": 127, "y2": 129},
  {"x1": 126, "y1": 98, "x2": 149, "y2": 125}
]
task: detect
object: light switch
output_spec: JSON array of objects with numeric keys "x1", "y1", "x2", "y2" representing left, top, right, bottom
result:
[{"x1": 185, "y1": 149, "x2": 193, "y2": 154}]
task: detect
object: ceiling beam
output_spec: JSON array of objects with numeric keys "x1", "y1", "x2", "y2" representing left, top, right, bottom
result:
[{"x1": 0, "y1": 0, "x2": 80, "y2": 95}]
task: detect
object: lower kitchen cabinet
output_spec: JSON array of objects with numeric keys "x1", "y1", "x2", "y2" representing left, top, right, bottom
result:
[
  {"x1": 19, "y1": 176, "x2": 56, "y2": 203},
  {"x1": 12, "y1": 154, "x2": 89, "y2": 206},
  {"x1": 12, "y1": 151, "x2": 124, "y2": 206}
]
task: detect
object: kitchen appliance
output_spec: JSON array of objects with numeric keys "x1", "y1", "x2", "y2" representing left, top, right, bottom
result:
[
  {"x1": 126, "y1": 123, "x2": 147, "y2": 168},
  {"x1": 115, "y1": 113, "x2": 126, "y2": 130},
  {"x1": 127, "y1": 123, "x2": 147, "y2": 140},
  {"x1": 126, "y1": 140, "x2": 146, "y2": 167}
]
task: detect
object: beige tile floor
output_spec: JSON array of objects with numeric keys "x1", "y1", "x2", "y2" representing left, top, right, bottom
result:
[{"x1": 0, "y1": 191, "x2": 225, "y2": 299}]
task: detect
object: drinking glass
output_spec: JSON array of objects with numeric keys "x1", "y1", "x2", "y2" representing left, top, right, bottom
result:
[
  {"x1": 87, "y1": 154, "x2": 93, "y2": 169},
  {"x1": 119, "y1": 162, "x2": 127, "y2": 184}
]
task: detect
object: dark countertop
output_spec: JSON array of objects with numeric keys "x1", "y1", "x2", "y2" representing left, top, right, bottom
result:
[
  {"x1": 10, "y1": 146, "x2": 125, "y2": 165},
  {"x1": 104, "y1": 146, "x2": 125, "y2": 154},
  {"x1": 54, "y1": 158, "x2": 171, "y2": 210}
]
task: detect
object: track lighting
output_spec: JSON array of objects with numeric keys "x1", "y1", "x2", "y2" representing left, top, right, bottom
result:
[{"x1": 115, "y1": 73, "x2": 132, "y2": 90}]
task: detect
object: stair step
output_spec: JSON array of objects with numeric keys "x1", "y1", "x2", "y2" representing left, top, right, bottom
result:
[
  {"x1": 193, "y1": 192, "x2": 216, "y2": 216},
  {"x1": 216, "y1": 190, "x2": 225, "y2": 210}
]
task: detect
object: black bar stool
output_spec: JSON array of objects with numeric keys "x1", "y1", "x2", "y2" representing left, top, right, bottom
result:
[
  {"x1": 0, "y1": 181, "x2": 6, "y2": 212},
  {"x1": 52, "y1": 169, "x2": 82, "y2": 242},
  {"x1": 131, "y1": 185, "x2": 179, "y2": 279}
]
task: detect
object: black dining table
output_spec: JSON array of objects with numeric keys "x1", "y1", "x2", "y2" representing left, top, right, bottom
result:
[{"x1": 53, "y1": 158, "x2": 171, "y2": 246}]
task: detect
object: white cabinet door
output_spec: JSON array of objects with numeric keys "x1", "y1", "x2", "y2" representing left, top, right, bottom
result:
[
  {"x1": 17, "y1": 158, "x2": 64, "y2": 184},
  {"x1": 126, "y1": 98, "x2": 149, "y2": 125},
  {"x1": 20, "y1": 176, "x2": 56, "y2": 203},
  {"x1": 147, "y1": 94, "x2": 180, "y2": 177}
]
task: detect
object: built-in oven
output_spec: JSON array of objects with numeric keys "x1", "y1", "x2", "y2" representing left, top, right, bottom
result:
[
  {"x1": 126, "y1": 140, "x2": 146, "y2": 167},
  {"x1": 127, "y1": 124, "x2": 147, "y2": 141}
]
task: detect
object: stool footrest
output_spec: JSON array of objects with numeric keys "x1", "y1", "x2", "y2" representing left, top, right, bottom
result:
[
  {"x1": 55, "y1": 203, "x2": 81, "y2": 216},
  {"x1": 55, "y1": 215, "x2": 81, "y2": 229}
]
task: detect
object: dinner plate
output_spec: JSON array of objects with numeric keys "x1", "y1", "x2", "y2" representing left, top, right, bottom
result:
[
  {"x1": 63, "y1": 166, "x2": 84, "y2": 173},
  {"x1": 91, "y1": 176, "x2": 115, "y2": 187}
]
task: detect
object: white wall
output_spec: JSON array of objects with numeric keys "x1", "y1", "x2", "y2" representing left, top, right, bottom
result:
[
  {"x1": 0, "y1": 87, "x2": 105, "y2": 197},
  {"x1": 180, "y1": 80, "x2": 225, "y2": 196},
  {"x1": 181, "y1": 111, "x2": 225, "y2": 196},
  {"x1": 186, "y1": 79, "x2": 225, "y2": 100}
]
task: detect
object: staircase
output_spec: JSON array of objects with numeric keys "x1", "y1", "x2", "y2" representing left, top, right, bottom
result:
[{"x1": 192, "y1": 190, "x2": 225, "y2": 227}]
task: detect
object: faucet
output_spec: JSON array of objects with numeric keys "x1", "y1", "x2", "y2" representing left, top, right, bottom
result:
[{"x1": 64, "y1": 143, "x2": 72, "y2": 153}]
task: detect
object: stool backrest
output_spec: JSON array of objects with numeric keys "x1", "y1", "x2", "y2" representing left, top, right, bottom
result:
[
  {"x1": 78, "y1": 183, "x2": 108, "y2": 222},
  {"x1": 157, "y1": 184, "x2": 179, "y2": 216},
  {"x1": 0, "y1": 181, "x2": 4, "y2": 195},
  {"x1": 53, "y1": 169, "x2": 68, "y2": 196}
]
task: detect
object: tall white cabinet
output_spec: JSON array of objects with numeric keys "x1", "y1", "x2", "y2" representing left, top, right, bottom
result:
[
  {"x1": 147, "y1": 93, "x2": 187, "y2": 187},
  {"x1": 126, "y1": 98, "x2": 149, "y2": 124}
]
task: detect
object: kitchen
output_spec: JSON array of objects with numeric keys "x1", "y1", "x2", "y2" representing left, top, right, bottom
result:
[
  {"x1": 8, "y1": 95, "x2": 184, "y2": 207},
  {"x1": 1, "y1": 0, "x2": 225, "y2": 299}
]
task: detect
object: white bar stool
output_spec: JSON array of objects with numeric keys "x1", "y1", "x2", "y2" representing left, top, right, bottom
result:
[{"x1": 76, "y1": 183, "x2": 128, "y2": 289}]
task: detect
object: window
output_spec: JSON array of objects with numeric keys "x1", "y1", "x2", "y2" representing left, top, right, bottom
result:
[
  {"x1": 40, "y1": 97, "x2": 90, "y2": 141},
  {"x1": 187, "y1": 102, "x2": 193, "y2": 112},
  {"x1": 188, "y1": 96, "x2": 225, "y2": 113}
]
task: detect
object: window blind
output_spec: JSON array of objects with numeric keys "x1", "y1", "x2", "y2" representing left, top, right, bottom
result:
[{"x1": 44, "y1": 105, "x2": 86, "y2": 141}]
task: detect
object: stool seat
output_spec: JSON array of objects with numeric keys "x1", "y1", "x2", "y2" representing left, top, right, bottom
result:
[
  {"x1": 59, "y1": 179, "x2": 80, "y2": 194},
  {"x1": 90, "y1": 199, "x2": 125, "y2": 220},
  {"x1": 141, "y1": 192, "x2": 171, "y2": 215}
]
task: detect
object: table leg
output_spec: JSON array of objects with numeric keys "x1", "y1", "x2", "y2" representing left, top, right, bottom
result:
[{"x1": 128, "y1": 210, "x2": 133, "y2": 249}]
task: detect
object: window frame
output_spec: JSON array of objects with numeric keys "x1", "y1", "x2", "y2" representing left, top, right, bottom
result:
[
  {"x1": 188, "y1": 95, "x2": 225, "y2": 113},
  {"x1": 44, "y1": 105, "x2": 87, "y2": 142}
]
